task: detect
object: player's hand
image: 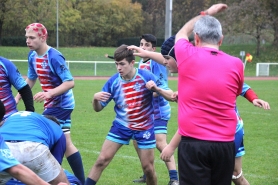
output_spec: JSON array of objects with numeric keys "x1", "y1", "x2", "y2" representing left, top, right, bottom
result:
[
  {"x1": 33, "y1": 91, "x2": 52, "y2": 103},
  {"x1": 127, "y1": 45, "x2": 149, "y2": 58},
  {"x1": 94, "y1": 92, "x2": 111, "y2": 102},
  {"x1": 160, "y1": 144, "x2": 175, "y2": 162},
  {"x1": 171, "y1": 91, "x2": 178, "y2": 102},
  {"x1": 252, "y1": 99, "x2": 270, "y2": 110},
  {"x1": 146, "y1": 80, "x2": 157, "y2": 91},
  {"x1": 206, "y1": 3, "x2": 228, "y2": 16}
]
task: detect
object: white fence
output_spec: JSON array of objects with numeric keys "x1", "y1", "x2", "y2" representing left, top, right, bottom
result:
[{"x1": 10, "y1": 59, "x2": 117, "y2": 76}]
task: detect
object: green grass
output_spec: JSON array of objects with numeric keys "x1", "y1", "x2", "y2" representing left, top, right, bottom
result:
[
  {"x1": 15, "y1": 79, "x2": 278, "y2": 185},
  {"x1": 1, "y1": 44, "x2": 278, "y2": 77}
]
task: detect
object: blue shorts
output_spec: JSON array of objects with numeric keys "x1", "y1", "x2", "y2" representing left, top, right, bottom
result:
[
  {"x1": 234, "y1": 120, "x2": 245, "y2": 157},
  {"x1": 106, "y1": 121, "x2": 156, "y2": 149},
  {"x1": 154, "y1": 119, "x2": 168, "y2": 134},
  {"x1": 43, "y1": 107, "x2": 73, "y2": 133}
]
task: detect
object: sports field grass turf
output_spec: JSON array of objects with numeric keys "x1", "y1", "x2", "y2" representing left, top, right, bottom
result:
[{"x1": 15, "y1": 79, "x2": 278, "y2": 185}]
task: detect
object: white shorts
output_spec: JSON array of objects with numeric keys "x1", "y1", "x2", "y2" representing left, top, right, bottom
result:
[{"x1": 0, "y1": 141, "x2": 61, "y2": 184}]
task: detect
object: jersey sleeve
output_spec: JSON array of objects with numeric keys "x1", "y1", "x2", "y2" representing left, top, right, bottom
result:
[
  {"x1": 50, "y1": 54, "x2": 74, "y2": 82},
  {"x1": 100, "y1": 75, "x2": 117, "y2": 107},
  {"x1": 2, "y1": 58, "x2": 27, "y2": 90},
  {"x1": 152, "y1": 61, "x2": 169, "y2": 88},
  {"x1": 0, "y1": 135, "x2": 20, "y2": 171},
  {"x1": 27, "y1": 51, "x2": 38, "y2": 80}
]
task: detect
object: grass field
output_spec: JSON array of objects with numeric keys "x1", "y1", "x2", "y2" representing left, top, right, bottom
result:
[{"x1": 15, "y1": 79, "x2": 278, "y2": 185}]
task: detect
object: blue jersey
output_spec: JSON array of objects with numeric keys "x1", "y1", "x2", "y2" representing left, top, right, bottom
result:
[
  {"x1": 138, "y1": 59, "x2": 171, "y2": 120},
  {"x1": 0, "y1": 57, "x2": 27, "y2": 119},
  {"x1": 101, "y1": 68, "x2": 168, "y2": 130},
  {"x1": 27, "y1": 47, "x2": 75, "y2": 109},
  {"x1": 235, "y1": 83, "x2": 251, "y2": 132},
  {"x1": 0, "y1": 111, "x2": 66, "y2": 164},
  {"x1": 0, "y1": 134, "x2": 20, "y2": 172}
]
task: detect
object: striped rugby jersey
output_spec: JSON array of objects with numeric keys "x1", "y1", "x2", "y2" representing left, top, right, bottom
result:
[
  {"x1": 0, "y1": 57, "x2": 28, "y2": 119},
  {"x1": 27, "y1": 47, "x2": 75, "y2": 109},
  {"x1": 101, "y1": 68, "x2": 168, "y2": 131}
]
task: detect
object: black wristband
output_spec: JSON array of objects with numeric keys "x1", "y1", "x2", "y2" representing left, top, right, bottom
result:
[{"x1": 18, "y1": 84, "x2": 35, "y2": 112}]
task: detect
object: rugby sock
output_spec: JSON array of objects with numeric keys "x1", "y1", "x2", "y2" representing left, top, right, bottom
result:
[
  {"x1": 169, "y1": 170, "x2": 178, "y2": 180},
  {"x1": 143, "y1": 174, "x2": 146, "y2": 180},
  {"x1": 67, "y1": 152, "x2": 85, "y2": 184},
  {"x1": 85, "y1": 178, "x2": 96, "y2": 185}
]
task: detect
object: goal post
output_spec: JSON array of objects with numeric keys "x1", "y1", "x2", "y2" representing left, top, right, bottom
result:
[{"x1": 256, "y1": 63, "x2": 278, "y2": 77}]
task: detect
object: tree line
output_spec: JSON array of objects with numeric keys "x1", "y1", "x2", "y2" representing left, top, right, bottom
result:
[{"x1": 0, "y1": 0, "x2": 277, "y2": 56}]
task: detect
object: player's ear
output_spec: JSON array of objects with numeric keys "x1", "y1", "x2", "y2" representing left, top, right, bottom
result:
[
  {"x1": 218, "y1": 35, "x2": 224, "y2": 46},
  {"x1": 41, "y1": 35, "x2": 47, "y2": 42}
]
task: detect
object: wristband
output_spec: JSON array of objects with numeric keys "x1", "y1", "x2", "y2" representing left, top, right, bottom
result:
[
  {"x1": 244, "y1": 89, "x2": 258, "y2": 102},
  {"x1": 200, "y1": 11, "x2": 208, "y2": 16}
]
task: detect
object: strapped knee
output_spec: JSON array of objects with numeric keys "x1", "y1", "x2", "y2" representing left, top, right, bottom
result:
[{"x1": 232, "y1": 169, "x2": 243, "y2": 179}]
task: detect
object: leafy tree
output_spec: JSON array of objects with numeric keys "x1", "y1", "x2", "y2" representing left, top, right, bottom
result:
[
  {"x1": 263, "y1": 0, "x2": 278, "y2": 46},
  {"x1": 0, "y1": 0, "x2": 19, "y2": 45},
  {"x1": 222, "y1": 0, "x2": 270, "y2": 56},
  {"x1": 75, "y1": 0, "x2": 143, "y2": 46},
  {"x1": 172, "y1": 0, "x2": 210, "y2": 35}
]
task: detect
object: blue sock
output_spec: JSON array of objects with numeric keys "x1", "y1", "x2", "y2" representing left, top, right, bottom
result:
[
  {"x1": 67, "y1": 152, "x2": 85, "y2": 185},
  {"x1": 85, "y1": 178, "x2": 97, "y2": 185},
  {"x1": 169, "y1": 170, "x2": 178, "y2": 180},
  {"x1": 143, "y1": 174, "x2": 146, "y2": 180}
]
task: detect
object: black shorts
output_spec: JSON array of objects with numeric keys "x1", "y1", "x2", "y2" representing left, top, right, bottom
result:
[{"x1": 178, "y1": 136, "x2": 235, "y2": 185}]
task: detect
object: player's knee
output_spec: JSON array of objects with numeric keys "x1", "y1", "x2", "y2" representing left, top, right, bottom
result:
[
  {"x1": 95, "y1": 155, "x2": 112, "y2": 167},
  {"x1": 142, "y1": 164, "x2": 155, "y2": 176},
  {"x1": 155, "y1": 141, "x2": 167, "y2": 152}
]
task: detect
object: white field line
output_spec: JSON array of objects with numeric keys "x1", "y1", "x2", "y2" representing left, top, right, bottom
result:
[{"x1": 81, "y1": 148, "x2": 165, "y2": 164}]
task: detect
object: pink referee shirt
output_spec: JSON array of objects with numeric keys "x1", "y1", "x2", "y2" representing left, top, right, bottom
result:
[{"x1": 175, "y1": 39, "x2": 244, "y2": 142}]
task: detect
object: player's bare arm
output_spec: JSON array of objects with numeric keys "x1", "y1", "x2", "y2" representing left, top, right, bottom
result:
[
  {"x1": 33, "y1": 81, "x2": 74, "y2": 103},
  {"x1": 6, "y1": 164, "x2": 51, "y2": 185},
  {"x1": 175, "y1": 3, "x2": 228, "y2": 42},
  {"x1": 15, "y1": 78, "x2": 37, "y2": 103},
  {"x1": 92, "y1": 92, "x2": 111, "y2": 112},
  {"x1": 160, "y1": 130, "x2": 181, "y2": 162},
  {"x1": 146, "y1": 80, "x2": 174, "y2": 102},
  {"x1": 127, "y1": 45, "x2": 165, "y2": 65}
]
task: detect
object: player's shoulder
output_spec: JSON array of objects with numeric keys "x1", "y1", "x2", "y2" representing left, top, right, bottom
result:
[
  {"x1": 48, "y1": 47, "x2": 65, "y2": 60},
  {"x1": 0, "y1": 56, "x2": 9, "y2": 63},
  {"x1": 138, "y1": 68, "x2": 153, "y2": 76},
  {"x1": 0, "y1": 56, "x2": 12, "y2": 67}
]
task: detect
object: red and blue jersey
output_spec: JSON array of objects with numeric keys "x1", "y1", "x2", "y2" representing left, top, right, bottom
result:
[
  {"x1": 138, "y1": 59, "x2": 171, "y2": 121},
  {"x1": 0, "y1": 57, "x2": 28, "y2": 120},
  {"x1": 101, "y1": 68, "x2": 168, "y2": 131},
  {"x1": 27, "y1": 47, "x2": 74, "y2": 109}
]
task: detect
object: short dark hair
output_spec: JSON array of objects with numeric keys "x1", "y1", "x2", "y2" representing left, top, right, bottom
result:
[
  {"x1": 140, "y1": 34, "x2": 157, "y2": 47},
  {"x1": 44, "y1": 115, "x2": 60, "y2": 125},
  {"x1": 0, "y1": 100, "x2": 5, "y2": 121},
  {"x1": 114, "y1": 44, "x2": 135, "y2": 63}
]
